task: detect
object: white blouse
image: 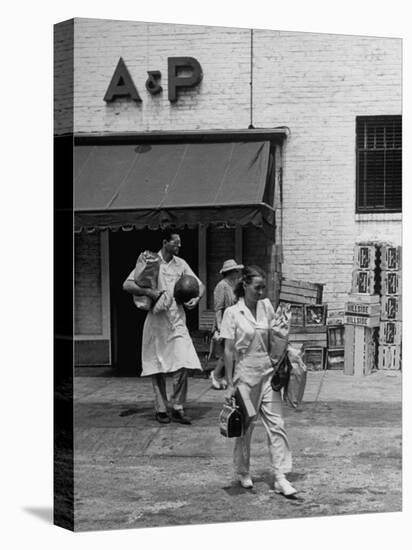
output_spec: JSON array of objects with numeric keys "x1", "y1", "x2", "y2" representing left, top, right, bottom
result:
[{"x1": 220, "y1": 298, "x2": 275, "y2": 356}]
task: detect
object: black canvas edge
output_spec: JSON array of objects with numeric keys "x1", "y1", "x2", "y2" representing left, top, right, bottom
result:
[{"x1": 53, "y1": 19, "x2": 75, "y2": 531}]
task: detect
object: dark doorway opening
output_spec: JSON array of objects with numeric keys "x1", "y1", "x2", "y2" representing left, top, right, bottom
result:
[{"x1": 109, "y1": 227, "x2": 199, "y2": 375}]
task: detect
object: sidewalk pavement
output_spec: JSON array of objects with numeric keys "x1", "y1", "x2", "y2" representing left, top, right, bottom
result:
[{"x1": 73, "y1": 369, "x2": 402, "y2": 531}]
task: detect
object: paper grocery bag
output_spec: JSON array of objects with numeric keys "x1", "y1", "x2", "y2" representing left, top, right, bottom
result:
[
  {"x1": 269, "y1": 303, "x2": 292, "y2": 365},
  {"x1": 284, "y1": 345, "x2": 307, "y2": 408},
  {"x1": 131, "y1": 250, "x2": 160, "y2": 310}
]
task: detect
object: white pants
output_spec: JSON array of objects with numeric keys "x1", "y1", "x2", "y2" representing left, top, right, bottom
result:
[{"x1": 234, "y1": 370, "x2": 292, "y2": 476}]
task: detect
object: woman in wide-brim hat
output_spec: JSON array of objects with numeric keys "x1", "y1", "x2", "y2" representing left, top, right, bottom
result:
[{"x1": 209, "y1": 259, "x2": 243, "y2": 389}]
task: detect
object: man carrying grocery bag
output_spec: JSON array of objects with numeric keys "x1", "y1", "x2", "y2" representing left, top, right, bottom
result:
[{"x1": 123, "y1": 230, "x2": 204, "y2": 425}]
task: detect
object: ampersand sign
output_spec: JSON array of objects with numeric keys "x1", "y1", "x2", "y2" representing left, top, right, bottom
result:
[{"x1": 145, "y1": 71, "x2": 162, "y2": 95}]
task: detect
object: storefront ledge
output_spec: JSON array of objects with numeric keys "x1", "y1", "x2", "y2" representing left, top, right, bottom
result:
[{"x1": 355, "y1": 213, "x2": 402, "y2": 222}]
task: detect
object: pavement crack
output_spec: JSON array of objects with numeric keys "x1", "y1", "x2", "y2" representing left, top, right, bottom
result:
[
  {"x1": 187, "y1": 384, "x2": 213, "y2": 404},
  {"x1": 142, "y1": 427, "x2": 161, "y2": 455}
]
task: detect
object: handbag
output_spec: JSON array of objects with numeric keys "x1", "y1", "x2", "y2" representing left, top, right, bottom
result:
[
  {"x1": 270, "y1": 351, "x2": 292, "y2": 392},
  {"x1": 219, "y1": 398, "x2": 244, "y2": 438}
]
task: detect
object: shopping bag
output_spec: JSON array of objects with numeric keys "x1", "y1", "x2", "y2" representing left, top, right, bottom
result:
[
  {"x1": 269, "y1": 303, "x2": 292, "y2": 365},
  {"x1": 284, "y1": 345, "x2": 307, "y2": 408},
  {"x1": 132, "y1": 250, "x2": 160, "y2": 310}
]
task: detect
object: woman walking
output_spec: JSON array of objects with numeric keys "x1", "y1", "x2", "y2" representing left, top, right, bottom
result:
[{"x1": 220, "y1": 265, "x2": 296, "y2": 496}]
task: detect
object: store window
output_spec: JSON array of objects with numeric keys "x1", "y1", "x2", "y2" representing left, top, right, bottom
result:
[
  {"x1": 74, "y1": 232, "x2": 102, "y2": 335},
  {"x1": 356, "y1": 115, "x2": 402, "y2": 213}
]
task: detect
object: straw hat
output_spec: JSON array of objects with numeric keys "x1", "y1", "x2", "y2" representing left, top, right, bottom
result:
[{"x1": 219, "y1": 259, "x2": 244, "y2": 274}]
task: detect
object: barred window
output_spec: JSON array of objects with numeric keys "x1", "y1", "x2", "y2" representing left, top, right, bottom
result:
[{"x1": 356, "y1": 116, "x2": 402, "y2": 213}]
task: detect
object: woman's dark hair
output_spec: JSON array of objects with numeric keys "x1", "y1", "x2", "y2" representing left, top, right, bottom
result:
[{"x1": 234, "y1": 265, "x2": 266, "y2": 298}]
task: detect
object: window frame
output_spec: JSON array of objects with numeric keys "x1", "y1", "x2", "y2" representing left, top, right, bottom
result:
[{"x1": 356, "y1": 115, "x2": 402, "y2": 214}]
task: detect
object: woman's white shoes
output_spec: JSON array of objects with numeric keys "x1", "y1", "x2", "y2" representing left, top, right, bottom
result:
[
  {"x1": 210, "y1": 371, "x2": 227, "y2": 390},
  {"x1": 238, "y1": 474, "x2": 254, "y2": 489},
  {"x1": 274, "y1": 476, "x2": 297, "y2": 497},
  {"x1": 236, "y1": 473, "x2": 296, "y2": 494}
]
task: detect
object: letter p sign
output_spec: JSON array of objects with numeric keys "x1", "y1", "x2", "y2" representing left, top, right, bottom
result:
[{"x1": 168, "y1": 57, "x2": 203, "y2": 102}]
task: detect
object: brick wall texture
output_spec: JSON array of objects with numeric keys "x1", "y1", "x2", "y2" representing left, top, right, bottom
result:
[{"x1": 59, "y1": 18, "x2": 402, "y2": 310}]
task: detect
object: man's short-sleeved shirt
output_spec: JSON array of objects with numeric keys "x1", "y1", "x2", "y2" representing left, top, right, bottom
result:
[{"x1": 213, "y1": 278, "x2": 236, "y2": 313}]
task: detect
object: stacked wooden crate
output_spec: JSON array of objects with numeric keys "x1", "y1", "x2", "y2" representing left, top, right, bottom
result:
[
  {"x1": 280, "y1": 278, "x2": 327, "y2": 370},
  {"x1": 344, "y1": 242, "x2": 402, "y2": 375},
  {"x1": 326, "y1": 314, "x2": 345, "y2": 370},
  {"x1": 344, "y1": 244, "x2": 380, "y2": 376},
  {"x1": 378, "y1": 244, "x2": 402, "y2": 370}
]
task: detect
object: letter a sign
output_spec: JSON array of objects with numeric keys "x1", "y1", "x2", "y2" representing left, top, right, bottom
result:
[{"x1": 103, "y1": 57, "x2": 142, "y2": 102}]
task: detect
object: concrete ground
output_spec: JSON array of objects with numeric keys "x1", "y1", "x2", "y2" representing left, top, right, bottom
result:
[{"x1": 73, "y1": 369, "x2": 402, "y2": 532}]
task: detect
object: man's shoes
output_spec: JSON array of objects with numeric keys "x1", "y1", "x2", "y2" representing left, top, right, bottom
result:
[
  {"x1": 274, "y1": 475, "x2": 297, "y2": 497},
  {"x1": 171, "y1": 409, "x2": 192, "y2": 425},
  {"x1": 238, "y1": 474, "x2": 254, "y2": 489},
  {"x1": 155, "y1": 412, "x2": 171, "y2": 424}
]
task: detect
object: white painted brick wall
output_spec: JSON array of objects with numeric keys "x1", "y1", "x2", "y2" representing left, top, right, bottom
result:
[
  {"x1": 55, "y1": 18, "x2": 402, "y2": 309},
  {"x1": 252, "y1": 30, "x2": 401, "y2": 306}
]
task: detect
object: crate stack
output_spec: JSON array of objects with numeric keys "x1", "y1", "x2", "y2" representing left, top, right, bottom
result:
[
  {"x1": 378, "y1": 244, "x2": 402, "y2": 370},
  {"x1": 279, "y1": 278, "x2": 327, "y2": 371},
  {"x1": 344, "y1": 243, "x2": 380, "y2": 376},
  {"x1": 326, "y1": 313, "x2": 345, "y2": 370}
]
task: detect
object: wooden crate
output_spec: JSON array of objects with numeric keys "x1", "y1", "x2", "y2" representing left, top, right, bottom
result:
[
  {"x1": 326, "y1": 349, "x2": 345, "y2": 370},
  {"x1": 290, "y1": 326, "x2": 327, "y2": 334},
  {"x1": 379, "y1": 321, "x2": 402, "y2": 345},
  {"x1": 190, "y1": 330, "x2": 211, "y2": 353},
  {"x1": 347, "y1": 293, "x2": 380, "y2": 304},
  {"x1": 380, "y1": 296, "x2": 402, "y2": 321},
  {"x1": 346, "y1": 302, "x2": 381, "y2": 316},
  {"x1": 326, "y1": 309, "x2": 345, "y2": 326},
  {"x1": 279, "y1": 277, "x2": 324, "y2": 305},
  {"x1": 290, "y1": 327, "x2": 327, "y2": 350},
  {"x1": 190, "y1": 330, "x2": 212, "y2": 371},
  {"x1": 353, "y1": 244, "x2": 377, "y2": 270},
  {"x1": 378, "y1": 344, "x2": 401, "y2": 370},
  {"x1": 304, "y1": 304, "x2": 327, "y2": 326},
  {"x1": 290, "y1": 304, "x2": 305, "y2": 327},
  {"x1": 344, "y1": 314, "x2": 380, "y2": 328},
  {"x1": 289, "y1": 336, "x2": 327, "y2": 346},
  {"x1": 327, "y1": 325, "x2": 345, "y2": 349},
  {"x1": 344, "y1": 324, "x2": 377, "y2": 376},
  {"x1": 381, "y1": 270, "x2": 402, "y2": 296},
  {"x1": 351, "y1": 270, "x2": 376, "y2": 294},
  {"x1": 199, "y1": 310, "x2": 215, "y2": 331},
  {"x1": 380, "y1": 245, "x2": 402, "y2": 271},
  {"x1": 303, "y1": 347, "x2": 325, "y2": 371}
]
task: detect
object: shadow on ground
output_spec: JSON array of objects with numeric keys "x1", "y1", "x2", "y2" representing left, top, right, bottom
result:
[{"x1": 23, "y1": 507, "x2": 53, "y2": 524}]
